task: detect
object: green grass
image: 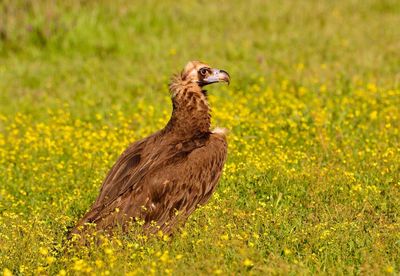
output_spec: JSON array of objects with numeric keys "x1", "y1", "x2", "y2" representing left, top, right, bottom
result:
[{"x1": 1, "y1": 0, "x2": 399, "y2": 274}]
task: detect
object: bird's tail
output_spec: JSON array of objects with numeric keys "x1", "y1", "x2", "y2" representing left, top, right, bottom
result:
[{"x1": 67, "y1": 206, "x2": 102, "y2": 240}]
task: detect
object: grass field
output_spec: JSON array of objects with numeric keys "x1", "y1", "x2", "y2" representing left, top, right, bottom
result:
[{"x1": 1, "y1": 0, "x2": 400, "y2": 274}]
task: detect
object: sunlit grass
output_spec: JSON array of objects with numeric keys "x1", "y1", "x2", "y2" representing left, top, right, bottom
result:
[{"x1": 1, "y1": 0, "x2": 399, "y2": 274}]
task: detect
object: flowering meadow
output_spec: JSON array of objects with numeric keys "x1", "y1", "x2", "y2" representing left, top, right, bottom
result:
[{"x1": 1, "y1": 0, "x2": 399, "y2": 275}]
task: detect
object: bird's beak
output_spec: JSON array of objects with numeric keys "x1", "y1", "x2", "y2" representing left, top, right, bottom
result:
[{"x1": 201, "y1": 69, "x2": 230, "y2": 86}]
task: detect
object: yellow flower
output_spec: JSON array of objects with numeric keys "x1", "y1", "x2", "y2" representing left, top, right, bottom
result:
[
  {"x1": 386, "y1": 266, "x2": 394, "y2": 273},
  {"x1": 104, "y1": 248, "x2": 113, "y2": 255},
  {"x1": 175, "y1": 254, "x2": 183, "y2": 260},
  {"x1": 284, "y1": 248, "x2": 292, "y2": 255},
  {"x1": 220, "y1": 234, "x2": 229, "y2": 240},
  {"x1": 369, "y1": 111, "x2": 377, "y2": 120},
  {"x1": 39, "y1": 247, "x2": 48, "y2": 256},
  {"x1": 96, "y1": 260, "x2": 104, "y2": 268},
  {"x1": 3, "y1": 268, "x2": 13, "y2": 276},
  {"x1": 243, "y1": 258, "x2": 253, "y2": 267},
  {"x1": 159, "y1": 251, "x2": 169, "y2": 263},
  {"x1": 57, "y1": 269, "x2": 66, "y2": 276},
  {"x1": 46, "y1": 256, "x2": 55, "y2": 264},
  {"x1": 73, "y1": 259, "x2": 86, "y2": 271}
]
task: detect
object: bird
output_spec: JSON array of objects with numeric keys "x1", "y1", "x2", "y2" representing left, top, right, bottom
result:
[{"x1": 70, "y1": 61, "x2": 230, "y2": 237}]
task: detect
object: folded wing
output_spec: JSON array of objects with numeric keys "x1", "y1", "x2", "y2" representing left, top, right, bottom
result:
[{"x1": 71, "y1": 132, "x2": 227, "y2": 235}]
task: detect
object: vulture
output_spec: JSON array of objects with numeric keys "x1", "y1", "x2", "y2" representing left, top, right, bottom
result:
[{"x1": 70, "y1": 61, "x2": 230, "y2": 237}]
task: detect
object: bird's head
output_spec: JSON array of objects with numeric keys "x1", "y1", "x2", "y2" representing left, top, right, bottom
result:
[
  {"x1": 180, "y1": 61, "x2": 230, "y2": 87},
  {"x1": 168, "y1": 61, "x2": 230, "y2": 132}
]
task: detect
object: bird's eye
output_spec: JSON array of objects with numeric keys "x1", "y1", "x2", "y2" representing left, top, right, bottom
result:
[{"x1": 199, "y1": 68, "x2": 208, "y2": 76}]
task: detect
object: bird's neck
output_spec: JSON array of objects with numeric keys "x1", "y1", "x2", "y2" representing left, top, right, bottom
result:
[{"x1": 166, "y1": 80, "x2": 211, "y2": 138}]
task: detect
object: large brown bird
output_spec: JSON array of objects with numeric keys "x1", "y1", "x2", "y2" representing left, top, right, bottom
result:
[{"x1": 71, "y1": 61, "x2": 230, "y2": 236}]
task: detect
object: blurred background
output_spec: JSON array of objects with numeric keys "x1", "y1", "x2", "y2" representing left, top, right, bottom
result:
[{"x1": 1, "y1": 0, "x2": 399, "y2": 116}]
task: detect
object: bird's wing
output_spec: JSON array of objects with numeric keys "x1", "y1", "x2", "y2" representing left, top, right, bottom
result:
[
  {"x1": 143, "y1": 132, "x2": 227, "y2": 233},
  {"x1": 94, "y1": 135, "x2": 153, "y2": 207},
  {"x1": 72, "y1": 132, "x2": 160, "y2": 230},
  {"x1": 80, "y1": 132, "x2": 227, "y2": 233}
]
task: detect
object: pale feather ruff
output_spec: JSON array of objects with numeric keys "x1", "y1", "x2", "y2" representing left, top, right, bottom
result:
[{"x1": 212, "y1": 127, "x2": 228, "y2": 136}]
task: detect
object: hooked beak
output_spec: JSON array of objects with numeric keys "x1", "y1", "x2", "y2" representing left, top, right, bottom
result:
[{"x1": 200, "y1": 69, "x2": 230, "y2": 86}]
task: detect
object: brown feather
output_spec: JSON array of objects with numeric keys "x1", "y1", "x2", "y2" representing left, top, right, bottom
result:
[{"x1": 70, "y1": 61, "x2": 228, "y2": 237}]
